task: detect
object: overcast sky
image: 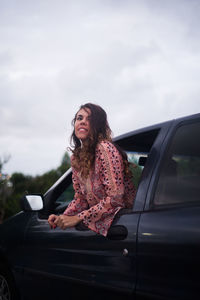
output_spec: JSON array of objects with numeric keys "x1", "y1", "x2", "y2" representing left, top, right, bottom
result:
[{"x1": 0, "y1": 0, "x2": 200, "y2": 176}]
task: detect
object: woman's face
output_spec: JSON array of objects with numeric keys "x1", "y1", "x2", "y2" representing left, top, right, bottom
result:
[{"x1": 74, "y1": 108, "x2": 91, "y2": 141}]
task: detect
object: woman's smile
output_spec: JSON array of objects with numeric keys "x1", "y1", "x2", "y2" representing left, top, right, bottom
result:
[{"x1": 74, "y1": 108, "x2": 91, "y2": 141}]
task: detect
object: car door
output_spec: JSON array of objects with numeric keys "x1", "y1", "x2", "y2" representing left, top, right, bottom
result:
[
  {"x1": 137, "y1": 118, "x2": 200, "y2": 299},
  {"x1": 21, "y1": 209, "x2": 140, "y2": 299}
]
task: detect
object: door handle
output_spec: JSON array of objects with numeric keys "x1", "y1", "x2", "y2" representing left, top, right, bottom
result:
[
  {"x1": 107, "y1": 225, "x2": 128, "y2": 240},
  {"x1": 122, "y1": 248, "x2": 129, "y2": 256}
]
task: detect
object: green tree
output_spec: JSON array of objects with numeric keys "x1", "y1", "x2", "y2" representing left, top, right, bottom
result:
[
  {"x1": 3, "y1": 152, "x2": 71, "y2": 222},
  {"x1": 57, "y1": 151, "x2": 71, "y2": 175},
  {"x1": 0, "y1": 155, "x2": 12, "y2": 223}
]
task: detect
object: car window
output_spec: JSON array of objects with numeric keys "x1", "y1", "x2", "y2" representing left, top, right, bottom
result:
[
  {"x1": 55, "y1": 183, "x2": 74, "y2": 206},
  {"x1": 153, "y1": 121, "x2": 200, "y2": 206}
]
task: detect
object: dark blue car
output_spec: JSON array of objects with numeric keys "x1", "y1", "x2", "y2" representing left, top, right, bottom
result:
[{"x1": 1, "y1": 113, "x2": 200, "y2": 300}]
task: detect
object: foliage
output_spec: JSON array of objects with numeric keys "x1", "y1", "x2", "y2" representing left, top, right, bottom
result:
[
  {"x1": 0, "y1": 155, "x2": 12, "y2": 223},
  {"x1": 2, "y1": 152, "x2": 71, "y2": 223},
  {"x1": 127, "y1": 152, "x2": 144, "y2": 188},
  {"x1": 129, "y1": 163, "x2": 143, "y2": 189}
]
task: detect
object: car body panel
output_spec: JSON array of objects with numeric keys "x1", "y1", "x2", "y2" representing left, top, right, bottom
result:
[{"x1": 137, "y1": 205, "x2": 200, "y2": 299}]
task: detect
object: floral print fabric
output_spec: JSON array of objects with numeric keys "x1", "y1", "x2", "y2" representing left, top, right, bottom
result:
[{"x1": 64, "y1": 141, "x2": 136, "y2": 236}]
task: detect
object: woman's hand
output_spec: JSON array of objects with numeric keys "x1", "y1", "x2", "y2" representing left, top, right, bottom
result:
[
  {"x1": 54, "y1": 214, "x2": 81, "y2": 230},
  {"x1": 48, "y1": 214, "x2": 59, "y2": 229}
]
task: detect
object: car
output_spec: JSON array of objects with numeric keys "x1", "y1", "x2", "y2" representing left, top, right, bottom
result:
[{"x1": 0, "y1": 112, "x2": 200, "y2": 300}]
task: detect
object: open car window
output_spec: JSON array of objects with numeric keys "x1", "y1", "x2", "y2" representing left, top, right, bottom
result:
[
  {"x1": 116, "y1": 128, "x2": 160, "y2": 189},
  {"x1": 52, "y1": 128, "x2": 161, "y2": 214}
]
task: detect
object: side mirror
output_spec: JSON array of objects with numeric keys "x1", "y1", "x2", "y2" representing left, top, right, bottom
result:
[{"x1": 21, "y1": 194, "x2": 44, "y2": 211}]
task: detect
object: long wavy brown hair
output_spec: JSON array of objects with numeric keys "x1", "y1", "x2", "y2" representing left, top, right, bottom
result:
[{"x1": 70, "y1": 103, "x2": 130, "y2": 178}]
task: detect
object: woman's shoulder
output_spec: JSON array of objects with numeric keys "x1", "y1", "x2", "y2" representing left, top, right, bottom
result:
[
  {"x1": 97, "y1": 140, "x2": 113, "y2": 149},
  {"x1": 96, "y1": 140, "x2": 119, "y2": 154}
]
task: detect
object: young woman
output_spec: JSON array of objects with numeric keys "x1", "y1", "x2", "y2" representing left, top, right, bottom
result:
[{"x1": 48, "y1": 103, "x2": 136, "y2": 236}]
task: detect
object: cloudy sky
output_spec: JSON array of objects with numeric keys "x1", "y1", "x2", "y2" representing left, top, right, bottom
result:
[{"x1": 0, "y1": 0, "x2": 200, "y2": 176}]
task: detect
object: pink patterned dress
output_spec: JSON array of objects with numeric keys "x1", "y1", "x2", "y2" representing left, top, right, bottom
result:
[{"x1": 64, "y1": 141, "x2": 136, "y2": 236}]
